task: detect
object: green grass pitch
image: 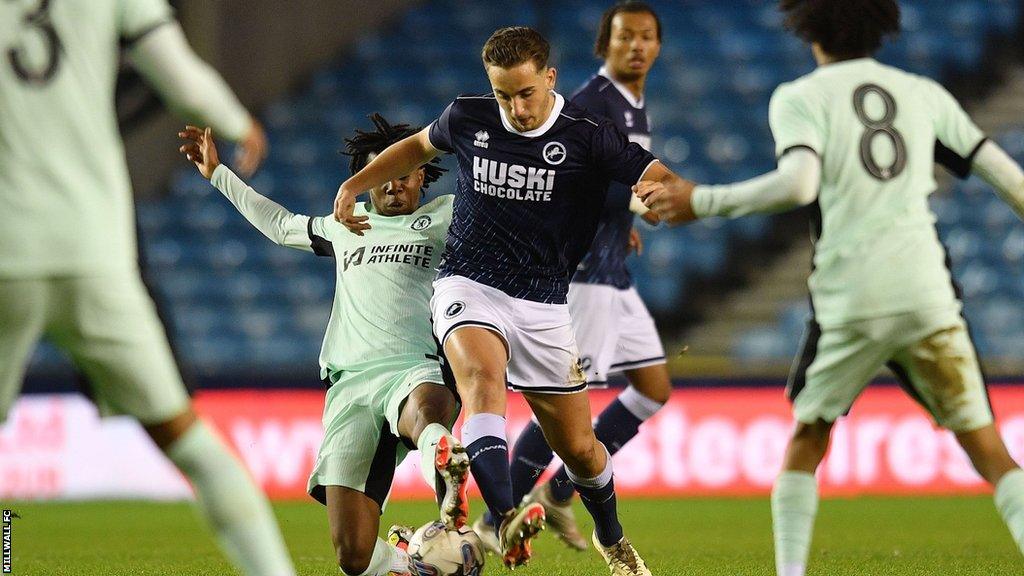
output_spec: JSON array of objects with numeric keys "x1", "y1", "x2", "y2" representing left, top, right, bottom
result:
[{"x1": 5, "y1": 496, "x2": 1022, "y2": 575}]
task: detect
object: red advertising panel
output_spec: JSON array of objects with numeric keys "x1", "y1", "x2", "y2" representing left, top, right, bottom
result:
[{"x1": 193, "y1": 386, "x2": 1024, "y2": 500}]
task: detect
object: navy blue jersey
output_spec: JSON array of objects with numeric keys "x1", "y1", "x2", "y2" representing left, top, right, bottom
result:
[
  {"x1": 570, "y1": 70, "x2": 653, "y2": 289},
  {"x1": 428, "y1": 92, "x2": 657, "y2": 304}
]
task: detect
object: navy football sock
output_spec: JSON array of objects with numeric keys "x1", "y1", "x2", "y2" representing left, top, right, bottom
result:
[
  {"x1": 567, "y1": 446, "x2": 623, "y2": 547},
  {"x1": 462, "y1": 413, "x2": 515, "y2": 523},
  {"x1": 467, "y1": 436, "x2": 515, "y2": 522},
  {"x1": 509, "y1": 420, "x2": 555, "y2": 505},
  {"x1": 548, "y1": 396, "x2": 645, "y2": 502}
]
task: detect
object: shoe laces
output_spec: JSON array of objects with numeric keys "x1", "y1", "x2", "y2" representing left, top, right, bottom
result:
[{"x1": 608, "y1": 539, "x2": 641, "y2": 572}]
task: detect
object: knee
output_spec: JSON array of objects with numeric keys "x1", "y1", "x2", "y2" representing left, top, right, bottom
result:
[
  {"x1": 416, "y1": 388, "x2": 458, "y2": 424},
  {"x1": 334, "y1": 537, "x2": 373, "y2": 576},
  {"x1": 786, "y1": 420, "x2": 832, "y2": 468},
  {"x1": 146, "y1": 408, "x2": 197, "y2": 450},
  {"x1": 458, "y1": 362, "x2": 505, "y2": 390},
  {"x1": 556, "y1": 437, "x2": 601, "y2": 472}
]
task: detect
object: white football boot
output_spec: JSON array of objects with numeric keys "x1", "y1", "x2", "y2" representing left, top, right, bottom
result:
[{"x1": 592, "y1": 532, "x2": 653, "y2": 576}]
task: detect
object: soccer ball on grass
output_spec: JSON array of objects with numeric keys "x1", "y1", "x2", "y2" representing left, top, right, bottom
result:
[{"x1": 407, "y1": 521, "x2": 485, "y2": 576}]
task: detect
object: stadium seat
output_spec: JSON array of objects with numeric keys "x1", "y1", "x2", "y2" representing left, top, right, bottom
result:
[{"x1": 118, "y1": 0, "x2": 1022, "y2": 374}]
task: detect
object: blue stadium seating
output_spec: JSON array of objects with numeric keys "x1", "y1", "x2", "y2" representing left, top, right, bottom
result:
[{"x1": 34, "y1": 0, "x2": 1015, "y2": 377}]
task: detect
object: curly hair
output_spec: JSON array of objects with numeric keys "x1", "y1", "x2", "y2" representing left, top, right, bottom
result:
[
  {"x1": 780, "y1": 0, "x2": 900, "y2": 60},
  {"x1": 342, "y1": 113, "x2": 446, "y2": 190}
]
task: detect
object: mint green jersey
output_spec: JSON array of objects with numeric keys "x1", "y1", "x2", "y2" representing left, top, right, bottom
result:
[
  {"x1": 312, "y1": 196, "x2": 453, "y2": 377},
  {"x1": 769, "y1": 58, "x2": 985, "y2": 327},
  {"x1": 0, "y1": 0, "x2": 171, "y2": 277},
  {"x1": 210, "y1": 164, "x2": 454, "y2": 378}
]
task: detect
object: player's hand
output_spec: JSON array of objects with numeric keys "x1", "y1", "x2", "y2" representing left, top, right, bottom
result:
[
  {"x1": 333, "y1": 184, "x2": 371, "y2": 235},
  {"x1": 633, "y1": 179, "x2": 697, "y2": 224},
  {"x1": 628, "y1": 227, "x2": 643, "y2": 256},
  {"x1": 235, "y1": 120, "x2": 268, "y2": 177},
  {"x1": 178, "y1": 125, "x2": 220, "y2": 180}
]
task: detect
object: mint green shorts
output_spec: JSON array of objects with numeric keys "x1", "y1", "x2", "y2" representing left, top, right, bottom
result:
[
  {"x1": 787, "y1": 306, "x2": 993, "y2": 433},
  {"x1": 307, "y1": 356, "x2": 446, "y2": 509},
  {"x1": 0, "y1": 274, "x2": 190, "y2": 425}
]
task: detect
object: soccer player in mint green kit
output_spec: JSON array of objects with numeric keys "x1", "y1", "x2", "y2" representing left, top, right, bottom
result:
[
  {"x1": 179, "y1": 115, "x2": 471, "y2": 576},
  {"x1": 0, "y1": 1, "x2": 293, "y2": 575},
  {"x1": 637, "y1": 1, "x2": 1024, "y2": 574}
]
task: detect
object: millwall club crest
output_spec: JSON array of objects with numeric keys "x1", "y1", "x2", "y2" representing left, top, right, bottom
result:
[
  {"x1": 411, "y1": 215, "x2": 431, "y2": 230},
  {"x1": 444, "y1": 301, "x2": 466, "y2": 319},
  {"x1": 542, "y1": 141, "x2": 567, "y2": 165},
  {"x1": 624, "y1": 110, "x2": 635, "y2": 128}
]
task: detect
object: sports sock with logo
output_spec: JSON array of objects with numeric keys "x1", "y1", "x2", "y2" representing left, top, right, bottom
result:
[
  {"x1": 507, "y1": 418, "x2": 555, "y2": 509},
  {"x1": 416, "y1": 422, "x2": 450, "y2": 503},
  {"x1": 462, "y1": 413, "x2": 515, "y2": 522},
  {"x1": 566, "y1": 443, "x2": 623, "y2": 547},
  {"x1": 771, "y1": 471, "x2": 818, "y2": 576}
]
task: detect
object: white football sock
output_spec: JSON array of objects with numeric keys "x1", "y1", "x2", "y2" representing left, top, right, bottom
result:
[
  {"x1": 347, "y1": 538, "x2": 409, "y2": 576},
  {"x1": 995, "y1": 468, "x2": 1024, "y2": 554},
  {"x1": 417, "y1": 422, "x2": 449, "y2": 490},
  {"x1": 166, "y1": 420, "x2": 295, "y2": 576},
  {"x1": 771, "y1": 471, "x2": 818, "y2": 576}
]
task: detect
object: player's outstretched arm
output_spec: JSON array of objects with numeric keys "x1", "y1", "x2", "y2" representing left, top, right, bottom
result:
[
  {"x1": 972, "y1": 140, "x2": 1024, "y2": 220},
  {"x1": 631, "y1": 161, "x2": 699, "y2": 224},
  {"x1": 644, "y1": 149, "x2": 821, "y2": 224},
  {"x1": 333, "y1": 127, "x2": 440, "y2": 234},
  {"x1": 178, "y1": 126, "x2": 315, "y2": 252},
  {"x1": 130, "y1": 23, "x2": 267, "y2": 177}
]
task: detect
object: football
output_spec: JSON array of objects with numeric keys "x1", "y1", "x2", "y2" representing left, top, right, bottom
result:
[{"x1": 407, "y1": 521, "x2": 485, "y2": 576}]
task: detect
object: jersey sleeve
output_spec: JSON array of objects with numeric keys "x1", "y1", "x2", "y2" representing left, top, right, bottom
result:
[
  {"x1": 210, "y1": 164, "x2": 318, "y2": 253},
  {"x1": 118, "y1": 0, "x2": 174, "y2": 44},
  {"x1": 428, "y1": 102, "x2": 457, "y2": 153},
  {"x1": 307, "y1": 217, "x2": 336, "y2": 257},
  {"x1": 768, "y1": 83, "x2": 825, "y2": 159},
  {"x1": 591, "y1": 120, "x2": 658, "y2": 186},
  {"x1": 926, "y1": 79, "x2": 987, "y2": 178}
]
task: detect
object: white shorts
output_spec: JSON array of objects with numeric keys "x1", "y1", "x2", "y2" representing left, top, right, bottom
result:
[
  {"x1": 568, "y1": 283, "x2": 666, "y2": 386},
  {"x1": 430, "y1": 276, "x2": 586, "y2": 394}
]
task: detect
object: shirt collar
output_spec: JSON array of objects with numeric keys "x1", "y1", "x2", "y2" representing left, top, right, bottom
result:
[
  {"x1": 497, "y1": 91, "x2": 564, "y2": 137},
  {"x1": 598, "y1": 66, "x2": 644, "y2": 108}
]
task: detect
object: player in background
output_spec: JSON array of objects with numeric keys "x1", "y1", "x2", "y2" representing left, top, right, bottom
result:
[
  {"x1": 179, "y1": 115, "x2": 469, "y2": 576},
  {"x1": 494, "y1": 1, "x2": 671, "y2": 552},
  {"x1": 0, "y1": 2, "x2": 293, "y2": 575},
  {"x1": 333, "y1": 26, "x2": 696, "y2": 576},
  {"x1": 636, "y1": 1, "x2": 1024, "y2": 575}
]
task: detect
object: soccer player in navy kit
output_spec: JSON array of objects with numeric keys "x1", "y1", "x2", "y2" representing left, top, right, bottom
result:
[
  {"x1": 334, "y1": 27, "x2": 695, "y2": 575},
  {"x1": 499, "y1": 2, "x2": 672, "y2": 552}
]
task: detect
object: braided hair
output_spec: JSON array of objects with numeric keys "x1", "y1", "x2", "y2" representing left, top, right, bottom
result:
[{"x1": 342, "y1": 113, "x2": 446, "y2": 192}]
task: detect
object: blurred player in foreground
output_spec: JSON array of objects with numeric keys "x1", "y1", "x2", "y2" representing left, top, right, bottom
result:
[
  {"x1": 0, "y1": 1, "x2": 293, "y2": 575},
  {"x1": 637, "y1": 1, "x2": 1024, "y2": 575},
  {"x1": 334, "y1": 25, "x2": 696, "y2": 576},
  {"x1": 495, "y1": 1, "x2": 670, "y2": 552},
  {"x1": 180, "y1": 115, "x2": 469, "y2": 576}
]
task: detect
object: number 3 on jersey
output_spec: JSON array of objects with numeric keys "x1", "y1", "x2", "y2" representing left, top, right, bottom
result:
[
  {"x1": 853, "y1": 84, "x2": 906, "y2": 181},
  {"x1": 6, "y1": 0, "x2": 63, "y2": 85}
]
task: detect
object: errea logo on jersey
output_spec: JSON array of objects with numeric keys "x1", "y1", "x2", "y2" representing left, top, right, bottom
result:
[{"x1": 474, "y1": 130, "x2": 489, "y2": 148}]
